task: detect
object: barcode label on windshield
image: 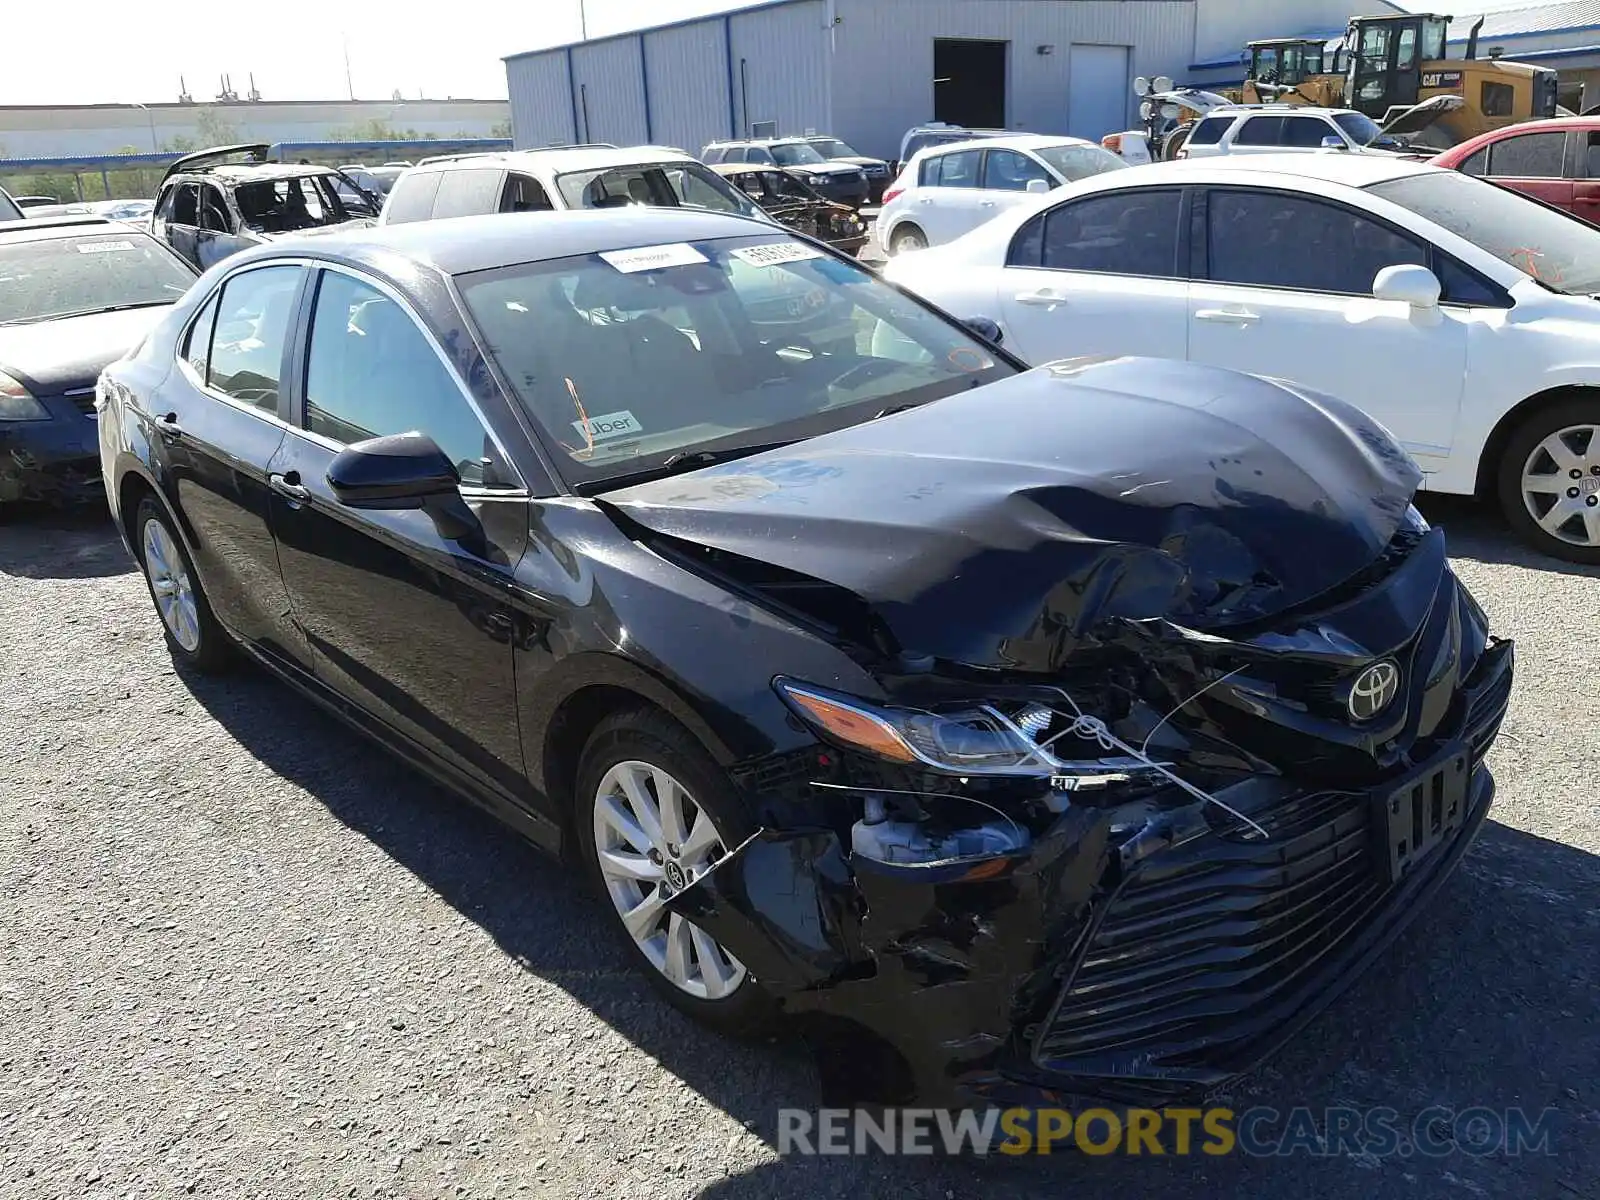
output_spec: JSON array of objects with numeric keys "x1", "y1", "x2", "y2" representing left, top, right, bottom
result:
[
  {"x1": 599, "y1": 243, "x2": 708, "y2": 273},
  {"x1": 76, "y1": 240, "x2": 137, "y2": 254},
  {"x1": 730, "y1": 242, "x2": 824, "y2": 267}
]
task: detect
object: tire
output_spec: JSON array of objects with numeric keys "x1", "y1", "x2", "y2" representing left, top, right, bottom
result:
[
  {"x1": 1496, "y1": 397, "x2": 1600, "y2": 565},
  {"x1": 574, "y1": 707, "x2": 775, "y2": 1038},
  {"x1": 133, "y1": 496, "x2": 233, "y2": 672},
  {"x1": 888, "y1": 223, "x2": 927, "y2": 256}
]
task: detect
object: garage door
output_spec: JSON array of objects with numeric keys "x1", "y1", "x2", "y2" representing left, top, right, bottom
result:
[{"x1": 1068, "y1": 44, "x2": 1131, "y2": 141}]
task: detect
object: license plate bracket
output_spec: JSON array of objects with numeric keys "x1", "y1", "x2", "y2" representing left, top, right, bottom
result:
[{"x1": 1371, "y1": 745, "x2": 1471, "y2": 884}]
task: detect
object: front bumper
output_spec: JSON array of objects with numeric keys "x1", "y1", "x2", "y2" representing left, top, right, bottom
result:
[
  {"x1": 666, "y1": 637, "x2": 1513, "y2": 1111},
  {"x1": 0, "y1": 401, "x2": 102, "y2": 505}
]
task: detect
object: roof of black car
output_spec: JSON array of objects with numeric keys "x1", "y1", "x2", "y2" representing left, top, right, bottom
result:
[
  {"x1": 0, "y1": 215, "x2": 121, "y2": 243},
  {"x1": 243, "y1": 207, "x2": 781, "y2": 277}
]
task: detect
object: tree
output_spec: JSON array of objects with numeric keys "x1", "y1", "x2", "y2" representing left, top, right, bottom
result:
[{"x1": 491, "y1": 120, "x2": 512, "y2": 139}]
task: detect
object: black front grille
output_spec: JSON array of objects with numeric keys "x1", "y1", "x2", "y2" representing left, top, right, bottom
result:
[
  {"x1": 1035, "y1": 789, "x2": 1391, "y2": 1073},
  {"x1": 63, "y1": 391, "x2": 97, "y2": 416}
]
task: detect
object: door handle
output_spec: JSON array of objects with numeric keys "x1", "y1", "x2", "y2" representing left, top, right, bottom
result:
[
  {"x1": 918, "y1": 196, "x2": 934, "y2": 205},
  {"x1": 268, "y1": 471, "x2": 311, "y2": 504},
  {"x1": 154, "y1": 412, "x2": 183, "y2": 443},
  {"x1": 1195, "y1": 308, "x2": 1261, "y2": 325},
  {"x1": 1014, "y1": 288, "x2": 1068, "y2": 307},
  {"x1": 979, "y1": 200, "x2": 997, "y2": 208}
]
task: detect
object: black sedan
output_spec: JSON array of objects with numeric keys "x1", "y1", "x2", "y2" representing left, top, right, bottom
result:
[
  {"x1": 1, "y1": 215, "x2": 197, "y2": 507},
  {"x1": 99, "y1": 208, "x2": 1513, "y2": 1112}
]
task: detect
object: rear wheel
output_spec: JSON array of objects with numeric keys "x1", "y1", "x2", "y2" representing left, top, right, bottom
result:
[
  {"x1": 888, "y1": 223, "x2": 927, "y2": 256},
  {"x1": 574, "y1": 708, "x2": 774, "y2": 1036},
  {"x1": 134, "y1": 496, "x2": 232, "y2": 672},
  {"x1": 1497, "y1": 398, "x2": 1600, "y2": 564}
]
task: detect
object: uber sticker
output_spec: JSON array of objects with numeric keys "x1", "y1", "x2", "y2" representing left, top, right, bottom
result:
[
  {"x1": 75, "y1": 240, "x2": 137, "y2": 254},
  {"x1": 599, "y1": 243, "x2": 708, "y2": 273},
  {"x1": 573, "y1": 409, "x2": 644, "y2": 441},
  {"x1": 730, "y1": 242, "x2": 824, "y2": 268}
]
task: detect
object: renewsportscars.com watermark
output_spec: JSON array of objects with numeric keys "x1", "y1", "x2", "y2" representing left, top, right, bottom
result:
[{"x1": 777, "y1": 1105, "x2": 1559, "y2": 1157}]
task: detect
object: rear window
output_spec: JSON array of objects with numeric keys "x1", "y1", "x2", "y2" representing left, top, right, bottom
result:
[
  {"x1": 0, "y1": 231, "x2": 195, "y2": 325},
  {"x1": 430, "y1": 168, "x2": 507, "y2": 220},
  {"x1": 382, "y1": 171, "x2": 443, "y2": 224}
]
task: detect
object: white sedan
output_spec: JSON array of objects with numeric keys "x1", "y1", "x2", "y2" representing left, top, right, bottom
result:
[{"x1": 881, "y1": 153, "x2": 1600, "y2": 562}]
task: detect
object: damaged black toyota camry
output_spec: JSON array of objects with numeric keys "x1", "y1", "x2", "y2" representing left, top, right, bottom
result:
[{"x1": 99, "y1": 208, "x2": 1513, "y2": 1114}]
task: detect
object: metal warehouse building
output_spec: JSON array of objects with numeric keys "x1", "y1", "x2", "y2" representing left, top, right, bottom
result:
[{"x1": 505, "y1": 0, "x2": 1372, "y2": 162}]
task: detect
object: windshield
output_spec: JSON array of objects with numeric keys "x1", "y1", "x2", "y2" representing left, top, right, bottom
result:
[
  {"x1": 810, "y1": 138, "x2": 861, "y2": 158},
  {"x1": 0, "y1": 231, "x2": 193, "y2": 324},
  {"x1": 771, "y1": 143, "x2": 827, "y2": 166},
  {"x1": 1369, "y1": 171, "x2": 1600, "y2": 294},
  {"x1": 1035, "y1": 143, "x2": 1129, "y2": 182},
  {"x1": 556, "y1": 162, "x2": 764, "y2": 221},
  {"x1": 456, "y1": 235, "x2": 1014, "y2": 489},
  {"x1": 234, "y1": 175, "x2": 352, "y2": 232}
]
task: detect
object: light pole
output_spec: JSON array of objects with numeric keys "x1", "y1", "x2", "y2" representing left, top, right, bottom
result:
[
  {"x1": 132, "y1": 103, "x2": 158, "y2": 152},
  {"x1": 578, "y1": 0, "x2": 588, "y2": 40}
]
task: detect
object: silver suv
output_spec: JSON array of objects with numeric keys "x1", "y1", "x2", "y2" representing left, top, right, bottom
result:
[{"x1": 1177, "y1": 96, "x2": 1461, "y2": 160}]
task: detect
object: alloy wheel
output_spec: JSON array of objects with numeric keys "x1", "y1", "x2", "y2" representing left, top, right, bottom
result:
[
  {"x1": 142, "y1": 517, "x2": 202, "y2": 653},
  {"x1": 591, "y1": 760, "x2": 746, "y2": 1000},
  {"x1": 1520, "y1": 424, "x2": 1600, "y2": 548}
]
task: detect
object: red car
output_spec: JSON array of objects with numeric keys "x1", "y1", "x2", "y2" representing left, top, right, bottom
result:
[{"x1": 1433, "y1": 117, "x2": 1600, "y2": 219}]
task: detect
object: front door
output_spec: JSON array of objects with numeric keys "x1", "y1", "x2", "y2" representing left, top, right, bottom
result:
[
  {"x1": 267, "y1": 266, "x2": 530, "y2": 800},
  {"x1": 195, "y1": 182, "x2": 248, "y2": 271},
  {"x1": 1187, "y1": 188, "x2": 1468, "y2": 463},
  {"x1": 995, "y1": 187, "x2": 1189, "y2": 365},
  {"x1": 156, "y1": 262, "x2": 313, "y2": 670},
  {"x1": 154, "y1": 182, "x2": 203, "y2": 269}
]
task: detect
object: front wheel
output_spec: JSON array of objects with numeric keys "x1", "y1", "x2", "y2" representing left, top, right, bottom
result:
[
  {"x1": 574, "y1": 708, "x2": 774, "y2": 1037},
  {"x1": 1497, "y1": 399, "x2": 1600, "y2": 564},
  {"x1": 134, "y1": 496, "x2": 232, "y2": 672},
  {"x1": 888, "y1": 223, "x2": 927, "y2": 256}
]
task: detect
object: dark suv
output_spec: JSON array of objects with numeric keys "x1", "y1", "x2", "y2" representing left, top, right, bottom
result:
[
  {"x1": 700, "y1": 139, "x2": 869, "y2": 207},
  {"x1": 151, "y1": 144, "x2": 380, "y2": 272}
]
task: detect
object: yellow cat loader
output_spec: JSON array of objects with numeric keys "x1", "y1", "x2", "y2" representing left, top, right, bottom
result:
[{"x1": 1236, "y1": 13, "x2": 1560, "y2": 147}]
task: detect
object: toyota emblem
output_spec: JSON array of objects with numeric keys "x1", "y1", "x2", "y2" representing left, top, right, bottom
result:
[{"x1": 1348, "y1": 660, "x2": 1401, "y2": 721}]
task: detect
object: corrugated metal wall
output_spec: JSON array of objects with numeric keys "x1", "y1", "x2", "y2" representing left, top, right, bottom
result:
[
  {"x1": 729, "y1": 1, "x2": 832, "y2": 143},
  {"x1": 506, "y1": 52, "x2": 577, "y2": 149},
  {"x1": 832, "y1": 0, "x2": 1199, "y2": 157},
  {"x1": 571, "y1": 38, "x2": 651, "y2": 145},
  {"x1": 646, "y1": 22, "x2": 739, "y2": 152}
]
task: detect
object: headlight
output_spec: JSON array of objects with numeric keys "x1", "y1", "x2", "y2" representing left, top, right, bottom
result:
[
  {"x1": 0, "y1": 370, "x2": 48, "y2": 422},
  {"x1": 777, "y1": 679, "x2": 1060, "y2": 776}
]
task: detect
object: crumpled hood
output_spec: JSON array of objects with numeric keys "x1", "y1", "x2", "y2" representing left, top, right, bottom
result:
[
  {"x1": 0, "y1": 305, "x2": 171, "y2": 395},
  {"x1": 604, "y1": 356, "x2": 1423, "y2": 668}
]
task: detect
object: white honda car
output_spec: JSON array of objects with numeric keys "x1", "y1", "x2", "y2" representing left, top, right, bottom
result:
[{"x1": 880, "y1": 153, "x2": 1600, "y2": 563}]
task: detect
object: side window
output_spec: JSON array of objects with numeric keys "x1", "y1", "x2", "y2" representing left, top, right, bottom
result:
[
  {"x1": 303, "y1": 271, "x2": 502, "y2": 487},
  {"x1": 382, "y1": 171, "x2": 443, "y2": 224},
  {"x1": 1040, "y1": 189, "x2": 1182, "y2": 277},
  {"x1": 702, "y1": 147, "x2": 724, "y2": 164},
  {"x1": 500, "y1": 173, "x2": 553, "y2": 213},
  {"x1": 1233, "y1": 117, "x2": 1285, "y2": 146},
  {"x1": 1459, "y1": 147, "x2": 1489, "y2": 177},
  {"x1": 1281, "y1": 118, "x2": 1335, "y2": 148},
  {"x1": 933, "y1": 149, "x2": 983, "y2": 188},
  {"x1": 205, "y1": 265, "x2": 304, "y2": 413},
  {"x1": 1207, "y1": 190, "x2": 1427, "y2": 294},
  {"x1": 1481, "y1": 81, "x2": 1515, "y2": 119},
  {"x1": 1008, "y1": 212, "x2": 1045, "y2": 267},
  {"x1": 171, "y1": 184, "x2": 200, "y2": 226},
  {"x1": 1435, "y1": 255, "x2": 1504, "y2": 307},
  {"x1": 1396, "y1": 26, "x2": 1418, "y2": 71},
  {"x1": 155, "y1": 185, "x2": 178, "y2": 223},
  {"x1": 182, "y1": 293, "x2": 219, "y2": 378},
  {"x1": 1186, "y1": 117, "x2": 1231, "y2": 146},
  {"x1": 1588, "y1": 132, "x2": 1600, "y2": 179},
  {"x1": 430, "y1": 168, "x2": 506, "y2": 219},
  {"x1": 982, "y1": 149, "x2": 1052, "y2": 191},
  {"x1": 1489, "y1": 131, "x2": 1566, "y2": 178},
  {"x1": 749, "y1": 148, "x2": 776, "y2": 165},
  {"x1": 199, "y1": 184, "x2": 232, "y2": 232},
  {"x1": 918, "y1": 154, "x2": 943, "y2": 186}
]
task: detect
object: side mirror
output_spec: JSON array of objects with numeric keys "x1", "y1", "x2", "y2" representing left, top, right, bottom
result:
[
  {"x1": 327, "y1": 431, "x2": 481, "y2": 542},
  {"x1": 1321, "y1": 135, "x2": 1350, "y2": 151},
  {"x1": 1372, "y1": 264, "x2": 1441, "y2": 309},
  {"x1": 1025, "y1": 178, "x2": 1052, "y2": 194},
  {"x1": 962, "y1": 316, "x2": 1004, "y2": 345}
]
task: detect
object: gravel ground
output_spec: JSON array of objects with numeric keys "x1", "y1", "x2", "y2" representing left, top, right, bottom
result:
[{"x1": 1, "y1": 495, "x2": 1596, "y2": 1200}]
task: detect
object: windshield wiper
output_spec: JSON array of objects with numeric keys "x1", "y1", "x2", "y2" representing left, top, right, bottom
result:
[
  {"x1": 581, "y1": 440, "x2": 793, "y2": 495},
  {"x1": 0, "y1": 299, "x2": 173, "y2": 326}
]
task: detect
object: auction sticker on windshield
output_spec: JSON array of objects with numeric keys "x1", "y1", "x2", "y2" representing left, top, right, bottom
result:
[
  {"x1": 731, "y1": 242, "x2": 825, "y2": 268},
  {"x1": 75, "y1": 241, "x2": 137, "y2": 254},
  {"x1": 599, "y1": 244, "x2": 708, "y2": 273}
]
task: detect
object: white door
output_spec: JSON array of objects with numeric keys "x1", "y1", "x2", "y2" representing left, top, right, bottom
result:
[
  {"x1": 995, "y1": 187, "x2": 1189, "y2": 365},
  {"x1": 1188, "y1": 188, "x2": 1468, "y2": 461},
  {"x1": 1068, "y1": 45, "x2": 1131, "y2": 141},
  {"x1": 910, "y1": 147, "x2": 990, "y2": 245}
]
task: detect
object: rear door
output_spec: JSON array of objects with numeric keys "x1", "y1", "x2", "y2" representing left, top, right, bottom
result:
[
  {"x1": 1485, "y1": 128, "x2": 1573, "y2": 211},
  {"x1": 995, "y1": 186, "x2": 1190, "y2": 364},
  {"x1": 1225, "y1": 115, "x2": 1287, "y2": 157},
  {"x1": 1187, "y1": 187, "x2": 1469, "y2": 462},
  {"x1": 266, "y1": 265, "x2": 532, "y2": 802},
  {"x1": 910, "y1": 148, "x2": 987, "y2": 244},
  {"x1": 195, "y1": 182, "x2": 245, "y2": 271}
]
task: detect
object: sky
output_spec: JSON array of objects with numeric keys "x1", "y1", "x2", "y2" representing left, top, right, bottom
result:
[{"x1": 1, "y1": 0, "x2": 756, "y2": 106}]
